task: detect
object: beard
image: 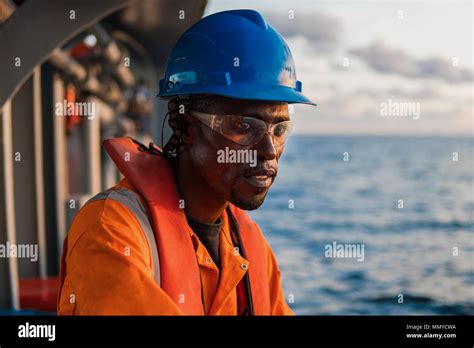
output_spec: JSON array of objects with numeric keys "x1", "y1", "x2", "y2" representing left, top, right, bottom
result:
[{"x1": 229, "y1": 186, "x2": 269, "y2": 210}]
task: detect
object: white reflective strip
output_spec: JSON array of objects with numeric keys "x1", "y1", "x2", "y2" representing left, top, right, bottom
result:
[{"x1": 87, "y1": 188, "x2": 161, "y2": 285}]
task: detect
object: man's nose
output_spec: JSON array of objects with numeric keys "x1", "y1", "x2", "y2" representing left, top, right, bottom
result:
[{"x1": 255, "y1": 132, "x2": 277, "y2": 161}]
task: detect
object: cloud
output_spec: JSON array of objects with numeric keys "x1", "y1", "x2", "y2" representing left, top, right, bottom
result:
[
  {"x1": 385, "y1": 87, "x2": 440, "y2": 100},
  {"x1": 287, "y1": 36, "x2": 472, "y2": 135},
  {"x1": 292, "y1": 88, "x2": 472, "y2": 136},
  {"x1": 264, "y1": 11, "x2": 342, "y2": 53},
  {"x1": 349, "y1": 41, "x2": 473, "y2": 83}
]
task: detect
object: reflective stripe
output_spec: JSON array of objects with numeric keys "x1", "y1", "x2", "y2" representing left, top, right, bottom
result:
[{"x1": 87, "y1": 188, "x2": 161, "y2": 285}]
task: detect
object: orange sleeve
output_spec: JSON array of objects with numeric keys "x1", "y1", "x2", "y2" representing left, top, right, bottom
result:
[
  {"x1": 262, "y1": 235, "x2": 295, "y2": 316},
  {"x1": 58, "y1": 199, "x2": 183, "y2": 315}
]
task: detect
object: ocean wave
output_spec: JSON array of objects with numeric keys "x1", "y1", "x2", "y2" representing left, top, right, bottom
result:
[
  {"x1": 306, "y1": 220, "x2": 472, "y2": 232},
  {"x1": 250, "y1": 136, "x2": 473, "y2": 315}
]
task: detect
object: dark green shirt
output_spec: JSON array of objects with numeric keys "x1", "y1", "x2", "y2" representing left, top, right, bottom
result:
[{"x1": 186, "y1": 215, "x2": 222, "y2": 269}]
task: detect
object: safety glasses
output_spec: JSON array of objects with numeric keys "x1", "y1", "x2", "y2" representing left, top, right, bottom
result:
[{"x1": 188, "y1": 110, "x2": 292, "y2": 147}]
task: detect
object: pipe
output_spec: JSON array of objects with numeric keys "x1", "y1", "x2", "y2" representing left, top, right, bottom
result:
[
  {"x1": 48, "y1": 48, "x2": 125, "y2": 105},
  {"x1": 91, "y1": 24, "x2": 135, "y2": 88}
]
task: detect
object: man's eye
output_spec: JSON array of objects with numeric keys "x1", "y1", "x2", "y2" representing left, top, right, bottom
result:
[
  {"x1": 274, "y1": 124, "x2": 287, "y2": 137},
  {"x1": 233, "y1": 120, "x2": 252, "y2": 133},
  {"x1": 240, "y1": 122, "x2": 251, "y2": 130}
]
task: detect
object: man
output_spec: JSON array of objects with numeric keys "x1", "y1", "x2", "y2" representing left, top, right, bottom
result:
[{"x1": 58, "y1": 9, "x2": 315, "y2": 315}]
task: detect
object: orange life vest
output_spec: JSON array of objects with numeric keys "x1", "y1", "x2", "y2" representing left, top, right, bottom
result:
[{"x1": 103, "y1": 137, "x2": 271, "y2": 315}]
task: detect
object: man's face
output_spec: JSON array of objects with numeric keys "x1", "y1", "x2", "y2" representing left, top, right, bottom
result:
[{"x1": 183, "y1": 97, "x2": 290, "y2": 210}]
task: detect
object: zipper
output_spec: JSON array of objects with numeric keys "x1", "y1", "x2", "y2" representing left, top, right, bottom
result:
[
  {"x1": 226, "y1": 206, "x2": 255, "y2": 316},
  {"x1": 191, "y1": 235, "x2": 206, "y2": 315},
  {"x1": 198, "y1": 268, "x2": 206, "y2": 315}
]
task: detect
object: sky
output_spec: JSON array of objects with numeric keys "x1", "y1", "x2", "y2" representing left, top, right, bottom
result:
[{"x1": 205, "y1": 0, "x2": 473, "y2": 135}]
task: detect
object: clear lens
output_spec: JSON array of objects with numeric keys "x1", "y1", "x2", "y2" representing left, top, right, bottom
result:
[
  {"x1": 190, "y1": 111, "x2": 292, "y2": 147},
  {"x1": 271, "y1": 121, "x2": 292, "y2": 147},
  {"x1": 222, "y1": 116, "x2": 266, "y2": 145}
]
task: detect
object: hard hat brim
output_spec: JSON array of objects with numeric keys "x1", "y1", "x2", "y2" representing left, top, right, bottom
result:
[{"x1": 158, "y1": 82, "x2": 316, "y2": 106}]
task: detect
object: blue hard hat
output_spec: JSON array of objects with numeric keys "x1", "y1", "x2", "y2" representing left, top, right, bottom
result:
[{"x1": 158, "y1": 9, "x2": 316, "y2": 105}]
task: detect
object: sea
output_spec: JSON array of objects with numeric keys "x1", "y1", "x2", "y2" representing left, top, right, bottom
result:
[{"x1": 248, "y1": 135, "x2": 473, "y2": 315}]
